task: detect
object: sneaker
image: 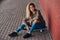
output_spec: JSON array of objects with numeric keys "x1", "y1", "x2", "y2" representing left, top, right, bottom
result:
[
  {"x1": 23, "y1": 33, "x2": 32, "y2": 38},
  {"x1": 8, "y1": 32, "x2": 18, "y2": 37}
]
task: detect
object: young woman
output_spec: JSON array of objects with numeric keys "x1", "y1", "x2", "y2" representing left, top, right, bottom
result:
[{"x1": 8, "y1": 2, "x2": 46, "y2": 38}]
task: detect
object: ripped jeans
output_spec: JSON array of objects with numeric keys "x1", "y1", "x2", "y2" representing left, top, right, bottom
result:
[{"x1": 16, "y1": 22, "x2": 45, "y2": 33}]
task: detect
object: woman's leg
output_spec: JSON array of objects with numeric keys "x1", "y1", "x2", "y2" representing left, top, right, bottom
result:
[
  {"x1": 28, "y1": 20, "x2": 40, "y2": 33},
  {"x1": 8, "y1": 23, "x2": 25, "y2": 37},
  {"x1": 23, "y1": 20, "x2": 46, "y2": 38},
  {"x1": 29, "y1": 19, "x2": 46, "y2": 33},
  {"x1": 29, "y1": 22, "x2": 37, "y2": 33},
  {"x1": 29, "y1": 22, "x2": 45, "y2": 33},
  {"x1": 23, "y1": 20, "x2": 38, "y2": 38},
  {"x1": 16, "y1": 23, "x2": 25, "y2": 32}
]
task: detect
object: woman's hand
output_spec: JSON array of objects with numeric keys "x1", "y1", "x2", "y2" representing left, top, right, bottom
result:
[{"x1": 33, "y1": 19, "x2": 40, "y2": 23}]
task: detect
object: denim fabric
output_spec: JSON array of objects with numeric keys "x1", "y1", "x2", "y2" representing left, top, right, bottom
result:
[{"x1": 16, "y1": 22, "x2": 46, "y2": 33}]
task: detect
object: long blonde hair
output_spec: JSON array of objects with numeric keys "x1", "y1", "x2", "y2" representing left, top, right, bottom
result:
[{"x1": 26, "y1": 2, "x2": 35, "y2": 19}]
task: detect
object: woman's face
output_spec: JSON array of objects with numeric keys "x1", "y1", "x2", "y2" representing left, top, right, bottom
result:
[{"x1": 29, "y1": 5, "x2": 35, "y2": 12}]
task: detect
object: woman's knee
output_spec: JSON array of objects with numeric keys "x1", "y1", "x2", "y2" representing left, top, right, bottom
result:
[
  {"x1": 22, "y1": 22, "x2": 26, "y2": 25},
  {"x1": 20, "y1": 23, "x2": 26, "y2": 28},
  {"x1": 31, "y1": 22, "x2": 37, "y2": 27}
]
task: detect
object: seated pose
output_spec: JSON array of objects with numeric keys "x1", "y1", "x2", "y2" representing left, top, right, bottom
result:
[{"x1": 8, "y1": 2, "x2": 46, "y2": 38}]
